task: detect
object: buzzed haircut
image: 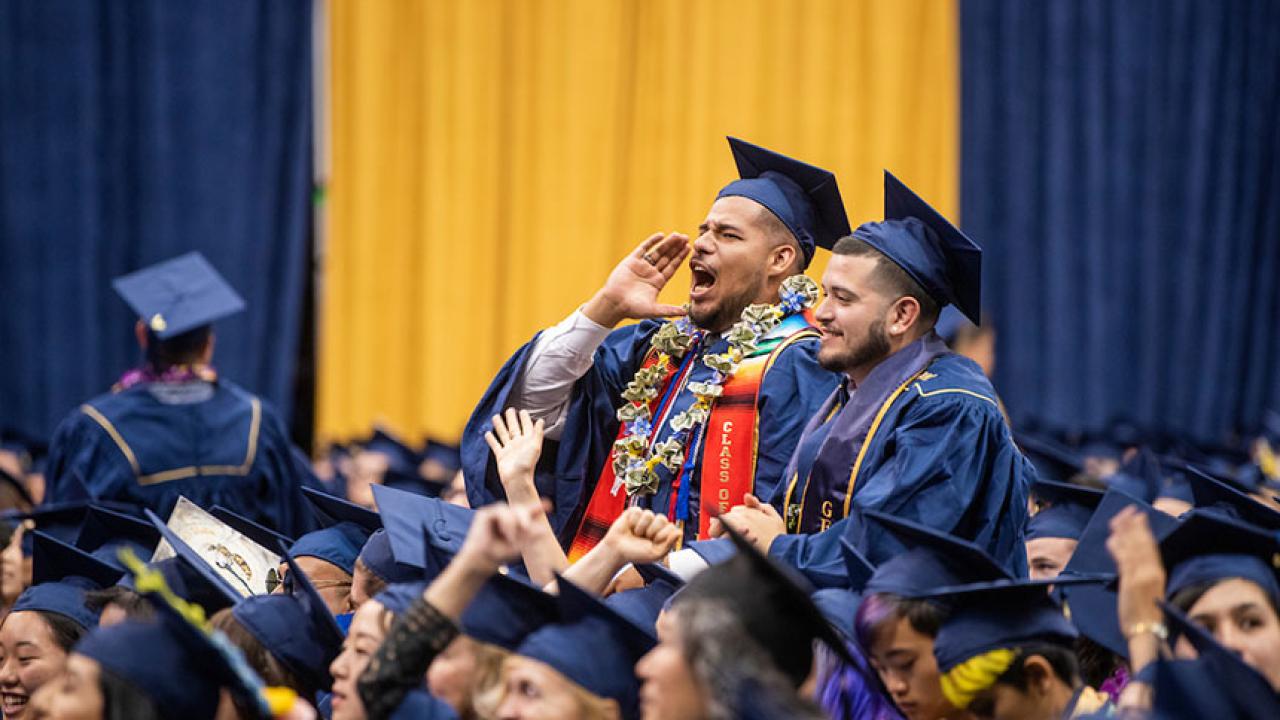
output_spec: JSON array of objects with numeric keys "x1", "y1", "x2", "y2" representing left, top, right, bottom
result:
[{"x1": 832, "y1": 236, "x2": 941, "y2": 327}]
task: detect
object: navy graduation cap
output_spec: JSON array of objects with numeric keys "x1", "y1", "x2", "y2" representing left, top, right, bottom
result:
[
  {"x1": 298, "y1": 487, "x2": 421, "y2": 583},
  {"x1": 920, "y1": 578, "x2": 1102, "y2": 679},
  {"x1": 1015, "y1": 431, "x2": 1085, "y2": 484},
  {"x1": 77, "y1": 582, "x2": 272, "y2": 720},
  {"x1": 303, "y1": 486, "x2": 381, "y2": 533},
  {"x1": 1183, "y1": 464, "x2": 1280, "y2": 531},
  {"x1": 112, "y1": 252, "x2": 245, "y2": 339},
  {"x1": 289, "y1": 522, "x2": 370, "y2": 576},
  {"x1": 1150, "y1": 600, "x2": 1280, "y2": 720},
  {"x1": 717, "y1": 137, "x2": 851, "y2": 267},
  {"x1": 365, "y1": 427, "x2": 436, "y2": 496},
  {"x1": 1056, "y1": 489, "x2": 1181, "y2": 659},
  {"x1": 675, "y1": 522, "x2": 855, "y2": 687},
  {"x1": 516, "y1": 576, "x2": 657, "y2": 720},
  {"x1": 853, "y1": 171, "x2": 983, "y2": 324},
  {"x1": 1026, "y1": 479, "x2": 1104, "y2": 541},
  {"x1": 76, "y1": 505, "x2": 160, "y2": 571},
  {"x1": 31, "y1": 530, "x2": 122, "y2": 587},
  {"x1": 1159, "y1": 509, "x2": 1280, "y2": 601},
  {"x1": 210, "y1": 505, "x2": 296, "y2": 550},
  {"x1": 8, "y1": 501, "x2": 94, "y2": 556},
  {"x1": 840, "y1": 537, "x2": 876, "y2": 591},
  {"x1": 11, "y1": 578, "x2": 100, "y2": 632},
  {"x1": 859, "y1": 509, "x2": 1010, "y2": 597},
  {"x1": 372, "y1": 483, "x2": 473, "y2": 570},
  {"x1": 232, "y1": 546, "x2": 345, "y2": 694},
  {"x1": 1105, "y1": 447, "x2": 1163, "y2": 503}
]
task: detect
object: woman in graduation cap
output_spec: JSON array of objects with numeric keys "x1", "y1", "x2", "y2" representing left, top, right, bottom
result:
[
  {"x1": 0, "y1": 532, "x2": 112, "y2": 720},
  {"x1": 1109, "y1": 506, "x2": 1280, "y2": 694}
]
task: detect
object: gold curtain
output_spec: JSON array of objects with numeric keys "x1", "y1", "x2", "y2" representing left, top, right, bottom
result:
[{"x1": 320, "y1": 0, "x2": 959, "y2": 444}]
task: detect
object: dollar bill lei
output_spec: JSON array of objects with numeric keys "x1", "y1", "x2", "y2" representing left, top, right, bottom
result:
[{"x1": 610, "y1": 275, "x2": 820, "y2": 497}]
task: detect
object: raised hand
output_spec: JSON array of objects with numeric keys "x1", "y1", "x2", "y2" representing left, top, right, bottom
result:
[
  {"x1": 454, "y1": 503, "x2": 543, "y2": 574},
  {"x1": 582, "y1": 232, "x2": 690, "y2": 327},
  {"x1": 484, "y1": 408, "x2": 544, "y2": 505},
  {"x1": 601, "y1": 507, "x2": 682, "y2": 566}
]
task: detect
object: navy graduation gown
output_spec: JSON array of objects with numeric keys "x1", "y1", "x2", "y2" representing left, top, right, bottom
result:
[
  {"x1": 772, "y1": 350, "x2": 1033, "y2": 583},
  {"x1": 462, "y1": 319, "x2": 839, "y2": 543},
  {"x1": 44, "y1": 379, "x2": 321, "y2": 538},
  {"x1": 692, "y1": 346, "x2": 1032, "y2": 586}
]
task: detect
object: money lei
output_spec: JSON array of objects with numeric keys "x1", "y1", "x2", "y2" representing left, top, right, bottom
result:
[{"x1": 610, "y1": 275, "x2": 820, "y2": 496}]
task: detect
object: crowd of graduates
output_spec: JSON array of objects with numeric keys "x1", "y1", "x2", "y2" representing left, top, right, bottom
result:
[{"x1": 1, "y1": 136, "x2": 1278, "y2": 720}]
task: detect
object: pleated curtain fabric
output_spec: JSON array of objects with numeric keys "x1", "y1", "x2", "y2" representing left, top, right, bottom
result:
[
  {"x1": 961, "y1": 0, "x2": 1280, "y2": 446},
  {"x1": 0, "y1": 0, "x2": 314, "y2": 440},
  {"x1": 320, "y1": 0, "x2": 961, "y2": 444}
]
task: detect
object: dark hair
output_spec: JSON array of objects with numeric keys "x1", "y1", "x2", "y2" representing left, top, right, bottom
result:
[
  {"x1": 145, "y1": 325, "x2": 212, "y2": 369},
  {"x1": 1074, "y1": 635, "x2": 1123, "y2": 690},
  {"x1": 210, "y1": 608, "x2": 314, "y2": 701},
  {"x1": 995, "y1": 643, "x2": 1079, "y2": 691},
  {"x1": 100, "y1": 667, "x2": 164, "y2": 720},
  {"x1": 853, "y1": 593, "x2": 947, "y2": 652},
  {"x1": 36, "y1": 610, "x2": 89, "y2": 652},
  {"x1": 84, "y1": 586, "x2": 154, "y2": 621},
  {"x1": 1170, "y1": 578, "x2": 1280, "y2": 618},
  {"x1": 831, "y1": 237, "x2": 941, "y2": 327}
]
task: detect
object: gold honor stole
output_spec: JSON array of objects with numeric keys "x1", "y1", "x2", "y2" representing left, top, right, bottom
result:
[{"x1": 568, "y1": 313, "x2": 818, "y2": 562}]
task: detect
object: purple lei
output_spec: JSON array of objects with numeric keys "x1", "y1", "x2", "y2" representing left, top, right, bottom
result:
[
  {"x1": 115, "y1": 363, "x2": 218, "y2": 392},
  {"x1": 1098, "y1": 663, "x2": 1129, "y2": 700}
]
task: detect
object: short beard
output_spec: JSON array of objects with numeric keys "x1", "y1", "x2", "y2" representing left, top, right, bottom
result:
[
  {"x1": 688, "y1": 282, "x2": 765, "y2": 334},
  {"x1": 819, "y1": 318, "x2": 892, "y2": 375}
]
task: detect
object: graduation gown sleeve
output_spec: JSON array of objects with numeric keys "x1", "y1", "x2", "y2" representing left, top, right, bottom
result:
[{"x1": 461, "y1": 323, "x2": 658, "y2": 538}]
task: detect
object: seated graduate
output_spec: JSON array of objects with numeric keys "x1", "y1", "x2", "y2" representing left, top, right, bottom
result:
[
  {"x1": 1051, "y1": 489, "x2": 1178, "y2": 698},
  {"x1": 43, "y1": 252, "x2": 319, "y2": 538},
  {"x1": 211, "y1": 551, "x2": 344, "y2": 711},
  {"x1": 354, "y1": 502, "x2": 670, "y2": 720},
  {"x1": 0, "y1": 532, "x2": 111, "y2": 720},
  {"x1": 463, "y1": 137, "x2": 847, "y2": 552},
  {"x1": 698, "y1": 171, "x2": 1032, "y2": 584},
  {"x1": 31, "y1": 558, "x2": 315, "y2": 720},
  {"x1": 1106, "y1": 503, "x2": 1280, "y2": 714},
  {"x1": 849, "y1": 510, "x2": 1015, "y2": 720},
  {"x1": 1023, "y1": 479, "x2": 1103, "y2": 581},
  {"x1": 635, "y1": 524, "x2": 854, "y2": 720},
  {"x1": 1144, "y1": 600, "x2": 1280, "y2": 719},
  {"x1": 921, "y1": 578, "x2": 1111, "y2": 720}
]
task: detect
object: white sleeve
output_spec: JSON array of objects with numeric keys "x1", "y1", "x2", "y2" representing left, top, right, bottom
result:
[
  {"x1": 510, "y1": 309, "x2": 614, "y2": 439},
  {"x1": 665, "y1": 548, "x2": 712, "y2": 582}
]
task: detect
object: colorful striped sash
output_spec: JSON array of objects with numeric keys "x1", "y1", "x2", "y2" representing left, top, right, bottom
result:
[{"x1": 567, "y1": 312, "x2": 817, "y2": 561}]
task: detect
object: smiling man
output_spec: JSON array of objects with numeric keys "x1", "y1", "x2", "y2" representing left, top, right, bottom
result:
[
  {"x1": 462, "y1": 138, "x2": 847, "y2": 552},
  {"x1": 702, "y1": 172, "x2": 1033, "y2": 582}
]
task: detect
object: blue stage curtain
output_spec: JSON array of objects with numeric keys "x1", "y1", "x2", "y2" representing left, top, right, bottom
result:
[
  {"x1": 0, "y1": 1, "x2": 312, "y2": 441},
  {"x1": 961, "y1": 0, "x2": 1280, "y2": 447}
]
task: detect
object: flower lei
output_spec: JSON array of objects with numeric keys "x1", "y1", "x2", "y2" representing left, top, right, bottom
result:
[{"x1": 611, "y1": 275, "x2": 820, "y2": 497}]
